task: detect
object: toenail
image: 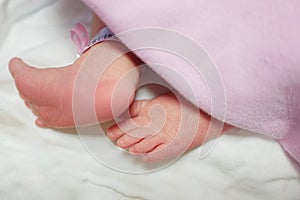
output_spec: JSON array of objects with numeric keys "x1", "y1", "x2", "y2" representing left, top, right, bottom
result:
[
  {"x1": 128, "y1": 148, "x2": 135, "y2": 154},
  {"x1": 117, "y1": 139, "x2": 124, "y2": 146},
  {"x1": 107, "y1": 129, "x2": 113, "y2": 137},
  {"x1": 129, "y1": 148, "x2": 143, "y2": 155},
  {"x1": 35, "y1": 119, "x2": 46, "y2": 128}
]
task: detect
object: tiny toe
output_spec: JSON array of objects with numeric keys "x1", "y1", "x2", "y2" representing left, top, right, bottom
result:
[
  {"x1": 107, "y1": 116, "x2": 149, "y2": 141},
  {"x1": 107, "y1": 124, "x2": 126, "y2": 141},
  {"x1": 142, "y1": 144, "x2": 172, "y2": 162},
  {"x1": 129, "y1": 100, "x2": 146, "y2": 117},
  {"x1": 35, "y1": 118, "x2": 47, "y2": 128},
  {"x1": 143, "y1": 152, "x2": 164, "y2": 162},
  {"x1": 116, "y1": 134, "x2": 142, "y2": 149},
  {"x1": 24, "y1": 100, "x2": 31, "y2": 109},
  {"x1": 143, "y1": 140, "x2": 190, "y2": 162},
  {"x1": 129, "y1": 135, "x2": 164, "y2": 154}
]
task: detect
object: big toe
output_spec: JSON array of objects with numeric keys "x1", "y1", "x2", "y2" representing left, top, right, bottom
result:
[
  {"x1": 8, "y1": 57, "x2": 35, "y2": 78},
  {"x1": 8, "y1": 57, "x2": 20, "y2": 77},
  {"x1": 9, "y1": 57, "x2": 39, "y2": 99},
  {"x1": 9, "y1": 57, "x2": 32, "y2": 78}
]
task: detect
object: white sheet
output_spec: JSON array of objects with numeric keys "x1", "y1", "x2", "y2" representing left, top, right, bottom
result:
[{"x1": 0, "y1": 0, "x2": 299, "y2": 199}]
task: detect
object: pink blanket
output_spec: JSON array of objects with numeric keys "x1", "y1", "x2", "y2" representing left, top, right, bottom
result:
[{"x1": 82, "y1": 0, "x2": 300, "y2": 164}]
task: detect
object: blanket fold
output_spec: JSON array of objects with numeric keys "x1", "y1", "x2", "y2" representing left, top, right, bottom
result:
[{"x1": 82, "y1": 0, "x2": 300, "y2": 164}]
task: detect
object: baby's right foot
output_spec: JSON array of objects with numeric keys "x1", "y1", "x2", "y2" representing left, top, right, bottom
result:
[
  {"x1": 107, "y1": 92, "x2": 232, "y2": 162},
  {"x1": 9, "y1": 41, "x2": 142, "y2": 128}
]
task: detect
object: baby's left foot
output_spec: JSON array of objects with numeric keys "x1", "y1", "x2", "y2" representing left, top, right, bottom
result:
[
  {"x1": 107, "y1": 92, "x2": 232, "y2": 162},
  {"x1": 9, "y1": 41, "x2": 142, "y2": 128}
]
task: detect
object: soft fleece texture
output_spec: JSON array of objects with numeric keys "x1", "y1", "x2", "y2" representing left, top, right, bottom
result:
[{"x1": 82, "y1": 0, "x2": 300, "y2": 164}]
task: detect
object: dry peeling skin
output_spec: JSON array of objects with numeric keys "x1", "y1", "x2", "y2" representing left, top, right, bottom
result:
[{"x1": 0, "y1": 0, "x2": 299, "y2": 199}]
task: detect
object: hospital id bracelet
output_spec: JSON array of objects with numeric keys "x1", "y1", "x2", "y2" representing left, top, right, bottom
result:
[{"x1": 70, "y1": 23, "x2": 119, "y2": 55}]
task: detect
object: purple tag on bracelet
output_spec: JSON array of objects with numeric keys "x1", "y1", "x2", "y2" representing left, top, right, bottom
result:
[{"x1": 70, "y1": 23, "x2": 119, "y2": 55}]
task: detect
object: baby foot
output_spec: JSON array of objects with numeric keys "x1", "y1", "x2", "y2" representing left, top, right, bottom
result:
[
  {"x1": 9, "y1": 41, "x2": 142, "y2": 128},
  {"x1": 107, "y1": 92, "x2": 232, "y2": 162}
]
